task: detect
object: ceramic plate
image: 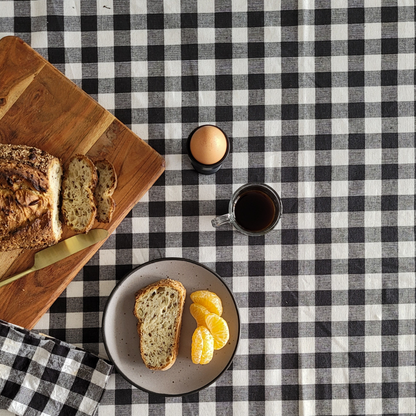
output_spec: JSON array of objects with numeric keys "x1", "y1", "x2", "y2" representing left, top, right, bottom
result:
[{"x1": 102, "y1": 258, "x2": 240, "y2": 396}]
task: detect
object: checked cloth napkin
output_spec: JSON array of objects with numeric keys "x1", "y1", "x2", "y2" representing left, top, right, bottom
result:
[{"x1": 0, "y1": 320, "x2": 112, "y2": 416}]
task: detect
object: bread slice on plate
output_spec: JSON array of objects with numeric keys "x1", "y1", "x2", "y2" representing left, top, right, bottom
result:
[
  {"x1": 0, "y1": 144, "x2": 62, "y2": 251},
  {"x1": 94, "y1": 159, "x2": 117, "y2": 223},
  {"x1": 61, "y1": 154, "x2": 98, "y2": 233},
  {"x1": 134, "y1": 278, "x2": 186, "y2": 371}
]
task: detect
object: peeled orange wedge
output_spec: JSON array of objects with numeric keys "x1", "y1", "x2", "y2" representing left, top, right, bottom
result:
[
  {"x1": 191, "y1": 326, "x2": 214, "y2": 364},
  {"x1": 190, "y1": 290, "x2": 223, "y2": 316},
  {"x1": 205, "y1": 312, "x2": 230, "y2": 350},
  {"x1": 190, "y1": 302, "x2": 210, "y2": 327}
]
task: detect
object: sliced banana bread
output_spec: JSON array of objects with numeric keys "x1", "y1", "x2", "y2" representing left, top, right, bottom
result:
[
  {"x1": 134, "y1": 278, "x2": 186, "y2": 371},
  {"x1": 61, "y1": 154, "x2": 98, "y2": 233},
  {"x1": 94, "y1": 159, "x2": 117, "y2": 223}
]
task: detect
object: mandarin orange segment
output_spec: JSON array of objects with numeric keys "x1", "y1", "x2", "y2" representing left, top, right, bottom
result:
[
  {"x1": 190, "y1": 302, "x2": 210, "y2": 327},
  {"x1": 205, "y1": 313, "x2": 230, "y2": 350},
  {"x1": 191, "y1": 326, "x2": 214, "y2": 364},
  {"x1": 190, "y1": 290, "x2": 223, "y2": 316}
]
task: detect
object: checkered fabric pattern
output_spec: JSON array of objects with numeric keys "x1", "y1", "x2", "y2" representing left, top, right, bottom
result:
[
  {"x1": 0, "y1": 0, "x2": 415, "y2": 415},
  {"x1": 0, "y1": 320, "x2": 112, "y2": 416}
]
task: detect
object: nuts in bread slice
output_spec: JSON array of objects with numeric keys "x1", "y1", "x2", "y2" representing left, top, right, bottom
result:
[
  {"x1": 61, "y1": 154, "x2": 98, "y2": 233},
  {"x1": 94, "y1": 159, "x2": 117, "y2": 223},
  {"x1": 134, "y1": 278, "x2": 186, "y2": 371}
]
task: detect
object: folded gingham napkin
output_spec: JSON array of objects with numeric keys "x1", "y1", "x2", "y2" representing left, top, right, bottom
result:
[{"x1": 0, "y1": 320, "x2": 112, "y2": 416}]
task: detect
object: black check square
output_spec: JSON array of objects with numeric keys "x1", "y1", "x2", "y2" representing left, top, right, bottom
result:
[
  {"x1": 14, "y1": 17, "x2": 31, "y2": 33},
  {"x1": 114, "y1": 14, "x2": 130, "y2": 30},
  {"x1": 215, "y1": 12, "x2": 232, "y2": 28},
  {"x1": 315, "y1": 9, "x2": 331, "y2": 25},
  {"x1": 281, "y1": 10, "x2": 298, "y2": 26}
]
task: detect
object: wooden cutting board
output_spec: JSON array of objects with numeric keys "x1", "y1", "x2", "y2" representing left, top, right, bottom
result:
[{"x1": 0, "y1": 36, "x2": 165, "y2": 329}]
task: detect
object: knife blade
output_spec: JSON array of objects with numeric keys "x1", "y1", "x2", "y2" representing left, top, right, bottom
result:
[{"x1": 0, "y1": 229, "x2": 108, "y2": 289}]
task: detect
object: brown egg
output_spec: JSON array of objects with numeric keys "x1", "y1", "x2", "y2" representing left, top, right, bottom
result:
[{"x1": 190, "y1": 126, "x2": 227, "y2": 165}]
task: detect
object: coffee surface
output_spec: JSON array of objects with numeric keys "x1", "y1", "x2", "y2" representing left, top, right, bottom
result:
[{"x1": 234, "y1": 190, "x2": 276, "y2": 232}]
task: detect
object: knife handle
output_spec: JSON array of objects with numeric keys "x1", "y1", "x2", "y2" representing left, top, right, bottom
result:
[{"x1": 0, "y1": 267, "x2": 36, "y2": 289}]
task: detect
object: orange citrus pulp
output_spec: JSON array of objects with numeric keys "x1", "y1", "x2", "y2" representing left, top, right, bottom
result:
[
  {"x1": 190, "y1": 302, "x2": 210, "y2": 327},
  {"x1": 191, "y1": 326, "x2": 214, "y2": 364},
  {"x1": 205, "y1": 312, "x2": 230, "y2": 350},
  {"x1": 190, "y1": 290, "x2": 223, "y2": 316}
]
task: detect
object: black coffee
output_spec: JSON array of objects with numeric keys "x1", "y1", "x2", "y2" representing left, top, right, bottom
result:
[{"x1": 234, "y1": 190, "x2": 276, "y2": 232}]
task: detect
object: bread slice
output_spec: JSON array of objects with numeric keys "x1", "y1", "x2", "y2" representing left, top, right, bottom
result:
[
  {"x1": 134, "y1": 278, "x2": 186, "y2": 371},
  {"x1": 94, "y1": 159, "x2": 117, "y2": 223},
  {"x1": 61, "y1": 154, "x2": 98, "y2": 233},
  {"x1": 0, "y1": 144, "x2": 62, "y2": 251}
]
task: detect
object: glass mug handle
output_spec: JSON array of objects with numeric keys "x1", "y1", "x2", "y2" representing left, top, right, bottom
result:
[{"x1": 211, "y1": 213, "x2": 231, "y2": 228}]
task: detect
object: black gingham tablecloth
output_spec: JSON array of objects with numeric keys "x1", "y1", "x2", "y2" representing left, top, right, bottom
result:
[{"x1": 1, "y1": 1, "x2": 415, "y2": 415}]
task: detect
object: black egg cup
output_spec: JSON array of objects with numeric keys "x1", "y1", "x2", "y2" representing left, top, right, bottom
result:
[{"x1": 186, "y1": 125, "x2": 231, "y2": 175}]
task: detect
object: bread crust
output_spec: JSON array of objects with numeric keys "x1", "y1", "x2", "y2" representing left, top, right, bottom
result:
[
  {"x1": 0, "y1": 144, "x2": 62, "y2": 251},
  {"x1": 0, "y1": 144, "x2": 57, "y2": 192},
  {"x1": 134, "y1": 278, "x2": 186, "y2": 371}
]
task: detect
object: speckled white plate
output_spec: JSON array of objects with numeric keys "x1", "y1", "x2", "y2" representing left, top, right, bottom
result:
[{"x1": 102, "y1": 258, "x2": 240, "y2": 396}]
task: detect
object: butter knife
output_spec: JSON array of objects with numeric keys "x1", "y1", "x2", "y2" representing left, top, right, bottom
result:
[{"x1": 0, "y1": 229, "x2": 108, "y2": 289}]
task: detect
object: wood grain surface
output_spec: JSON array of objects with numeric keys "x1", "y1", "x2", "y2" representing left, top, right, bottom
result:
[{"x1": 0, "y1": 36, "x2": 165, "y2": 329}]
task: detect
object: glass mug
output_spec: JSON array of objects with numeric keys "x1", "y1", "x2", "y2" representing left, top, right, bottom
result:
[{"x1": 211, "y1": 183, "x2": 283, "y2": 236}]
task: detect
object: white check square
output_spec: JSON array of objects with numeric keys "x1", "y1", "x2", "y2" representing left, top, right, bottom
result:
[
  {"x1": 198, "y1": 59, "x2": 215, "y2": 76},
  {"x1": 264, "y1": 25, "x2": 280, "y2": 42},
  {"x1": 164, "y1": 0, "x2": 180, "y2": 13},
  {"x1": 332, "y1": 400, "x2": 350, "y2": 415},
  {"x1": 66, "y1": 312, "x2": 84, "y2": 329},
  {"x1": 398, "y1": 21, "x2": 415, "y2": 38},
  {"x1": 298, "y1": 57, "x2": 314, "y2": 73},
  {"x1": 165, "y1": 185, "x2": 182, "y2": 202},
  {"x1": 398, "y1": 53, "x2": 414, "y2": 70},
  {"x1": 200, "y1": 91, "x2": 216, "y2": 106},
  {"x1": 164, "y1": 29, "x2": 181, "y2": 45},
  {"x1": 233, "y1": 89, "x2": 249, "y2": 106},
  {"x1": 199, "y1": 246, "x2": 216, "y2": 263},
  {"x1": 130, "y1": 30, "x2": 147, "y2": 46},
  {"x1": 233, "y1": 152, "x2": 249, "y2": 169},
  {"x1": 64, "y1": 31, "x2": 81, "y2": 48},
  {"x1": 299, "y1": 25, "x2": 315, "y2": 42},
  {"x1": 131, "y1": 60, "x2": 148, "y2": 77},
  {"x1": 164, "y1": 60, "x2": 181, "y2": 76},
  {"x1": 331, "y1": 24, "x2": 348, "y2": 41},
  {"x1": 364, "y1": 54, "x2": 381, "y2": 71},
  {"x1": 232, "y1": 58, "x2": 249, "y2": 75},
  {"x1": 365, "y1": 399, "x2": 383, "y2": 415},
  {"x1": 332, "y1": 118, "x2": 348, "y2": 135},
  {"x1": 97, "y1": 31, "x2": 113, "y2": 48},
  {"x1": 265, "y1": 307, "x2": 281, "y2": 323},
  {"x1": 232, "y1": 28, "x2": 247, "y2": 43},
  {"x1": 399, "y1": 398, "x2": 416, "y2": 415},
  {"x1": 99, "y1": 249, "x2": 116, "y2": 266},
  {"x1": 198, "y1": 27, "x2": 215, "y2": 44},
  {"x1": 364, "y1": 23, "x2": 382, "y2": 40},
  {"x1": 365, "y1": 304, "x2": 382, "y2": 321},
  {"x1": 332, "y1": 306, "x2": 349, "y2": 321},
  {"x1": 398, "y1": 117, "x2": 415, "y2": 133},
  {"x1": 165, "y1": 216, "x2": 182, "y2": 233},
  {"x1": 332, "y1": 272, "x2": 351, "y2": 295},
  {"x1": 331, "y1": 336, "x2": 348, "y2": 353},
  {"x1": 331, "y1": 56, "x2": 348, "y2": 72},
  {"x1": 132, "y1": 217, "x2": 149, "y2": 234}
]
